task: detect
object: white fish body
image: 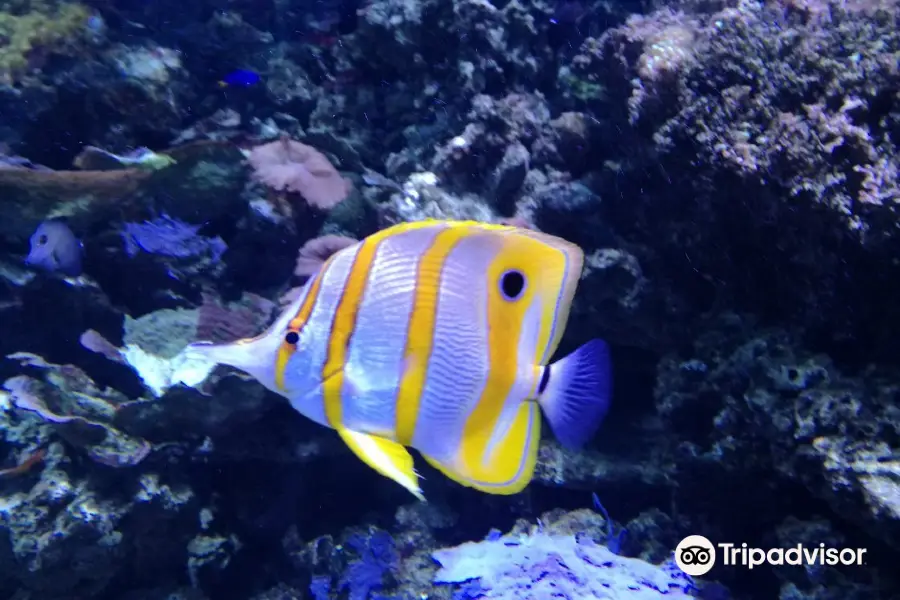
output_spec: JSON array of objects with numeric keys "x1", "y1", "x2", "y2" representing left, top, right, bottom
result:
[{"x1": 186, "y1": 220, "x2": 612, "y2": 499}]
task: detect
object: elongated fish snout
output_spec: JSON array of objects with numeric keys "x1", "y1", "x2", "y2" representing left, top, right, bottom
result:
[
  {"x1": 183, "y1": 335, "x2": 284, "y2": 395},
  {"x1": 180, "y1": 275, "x2": 326, "y2": 398}
]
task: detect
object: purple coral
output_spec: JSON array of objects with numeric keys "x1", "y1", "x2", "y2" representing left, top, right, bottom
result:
[
  {"x1": 339, "y1": 531, "x2": 398, "y2": 600},
  {"x1": 121, "y1": 213, "x2": 227, "y2": 261},
  {"x1": 309, "y1": 530, "x2": 399, "y2": 600},
  {"x1": 309, "y1": 575, "x2": 331, "y2": 600}
]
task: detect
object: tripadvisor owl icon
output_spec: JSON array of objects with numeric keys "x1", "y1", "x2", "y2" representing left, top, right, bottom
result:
[{"x1": 675, "y1": 535, "x2": 716, "y2": 576}]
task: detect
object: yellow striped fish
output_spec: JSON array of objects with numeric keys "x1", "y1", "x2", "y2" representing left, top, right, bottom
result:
[{"x1": 186, "y1": 220, "x2": 611, "y2": 499}]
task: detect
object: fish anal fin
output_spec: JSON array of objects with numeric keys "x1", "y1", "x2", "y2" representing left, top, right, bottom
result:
[
  {"x1": 336, "y1": 427, "x2": 425, "y2": 501},
  {"x1": 423, "y1": 401, "x2": 540, "y2": 495}
]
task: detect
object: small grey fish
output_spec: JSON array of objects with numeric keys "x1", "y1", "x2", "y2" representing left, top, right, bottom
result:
[{"x1": 25, "y1": 220, "x2": 83, "y2": 277}]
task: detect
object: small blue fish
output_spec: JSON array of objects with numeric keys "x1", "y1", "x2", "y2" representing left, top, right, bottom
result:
[
  {"x1": 25, "y1": 220, "x2": 84, "y2": 277},
  {"x1": 218, "y1": 69, "x2": 261, "y2": 88},
  {"x1": 85, "y1": 14, "x2": 106, "y2": 36}
]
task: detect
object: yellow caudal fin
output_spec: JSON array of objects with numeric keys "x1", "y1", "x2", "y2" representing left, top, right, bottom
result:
[
  {"x1": 336, "y1": 428, "x2": 425, "y2": 501},
  {"x1": 422, "y1": 401, "x2": 541, "y2": 495}
]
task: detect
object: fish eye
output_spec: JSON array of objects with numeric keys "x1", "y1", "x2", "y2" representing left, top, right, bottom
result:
[
  {"x1": 38, "y1": 234, "x2": 48, "y2": 245},
  {"x1": 499, "y1": 269, "x2": 526, "y2": 301},
  {"x1": 284, "y1": 331, "x2": 299, "y2": 345}
]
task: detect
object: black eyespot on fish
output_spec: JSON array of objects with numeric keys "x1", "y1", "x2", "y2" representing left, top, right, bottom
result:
[
  {"x1": 26, "y1": 220, "x2": 83, "y2": 277},
  {"x1": 284, "y1": 331, "x2": 299, "y2": 345},
  {"x1": 538, "y1": 365, "x2": 551, "y2": 395},
  {"x1": 499, "y1": 269, "x2": 526, "y2": 300}
]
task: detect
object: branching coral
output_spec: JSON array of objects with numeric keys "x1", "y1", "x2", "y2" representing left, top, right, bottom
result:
[{"x1": 308, "y1": 529, "x2": 400, "y2": 600}]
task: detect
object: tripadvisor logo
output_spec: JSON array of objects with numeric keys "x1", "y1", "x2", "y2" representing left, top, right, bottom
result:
[
  {"x1": 674, "y1": 535, "x2": 867, "y2": 576},
  {"x1": 675, "y1": 535, "x2": 716, "y2": 576}
]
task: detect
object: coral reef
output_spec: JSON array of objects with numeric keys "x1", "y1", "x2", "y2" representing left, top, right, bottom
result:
[
  {"x1": 0, "y1": 0, "x2": 92, "y2": 83},
  {"x1": 0, "y1": 0, "x2": 898, "y2": 597},
  {"x1": 0, "y1": 140, "x2": 245, "y2": 242},
  {"x1": 655, "y1": 314, "x2": 900, "y2": 550},
  {"x1": 432, "y1": 525, "x2": 696, "y2": 599},
  {"x1": 3, "y1": 359, "x2": 151, "y2": 468},
  {"x1": 561, "y1": 0, "x2": 900, "y2": 352}
]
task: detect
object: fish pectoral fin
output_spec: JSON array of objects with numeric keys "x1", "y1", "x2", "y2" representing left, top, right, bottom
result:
[
  {"x1": 336, "y1": 427, "x2": 425, "y2": 501},
  {"x1": 422, "y1": 401, "x2": 541, "y2": 496}
]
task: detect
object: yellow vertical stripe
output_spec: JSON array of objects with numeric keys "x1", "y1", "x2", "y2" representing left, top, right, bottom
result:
[
  {"x1": 518, "y1": 229, "x2": 583, "y2": 365},
  {"x1": 319, "y1": 221, "x2": 440, "y2": 428},
  {"x1": 458, "y1": 245, "x2": 531, "y2": 473},
  {"x1": 394, "y1": 224, "x2": 470, "y2": 445},
  {"x1": 274, "y1": 262, "x2": 330, "y2": 391},
  {"x1": 454, "y1": 232, "x2": 564, "y2": 487},
  {"x1": 320, "y1": 240, "x2": 378, "y2": 427},
  {"x1": 527, "y1": 248, "x2": 564, "y2": 372},
  {"x1": 288, "y1": 270, "x2": 328, "y2": 332}
]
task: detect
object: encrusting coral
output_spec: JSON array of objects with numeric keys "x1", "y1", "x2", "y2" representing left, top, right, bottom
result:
[{"x1": 0, "y1": 0, "x2": 92, "y2": 83}]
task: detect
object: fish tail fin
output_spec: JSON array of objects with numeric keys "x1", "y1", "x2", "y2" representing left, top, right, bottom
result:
[{"x1": 538, "y1": 338, "x2": 612, "y2": 449}]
